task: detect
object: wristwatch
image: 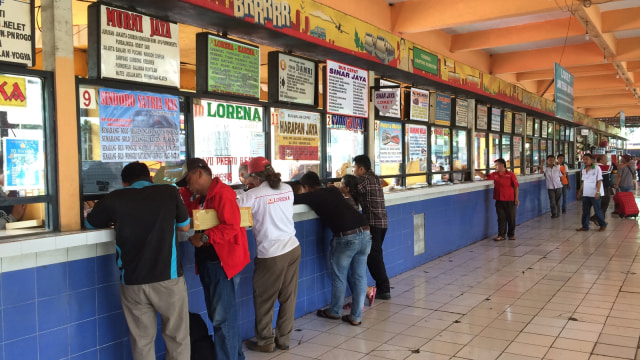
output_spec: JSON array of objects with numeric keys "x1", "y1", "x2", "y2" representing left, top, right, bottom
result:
[{"x1": 201, "y1": 233, "x2": 209, "y2": 246}]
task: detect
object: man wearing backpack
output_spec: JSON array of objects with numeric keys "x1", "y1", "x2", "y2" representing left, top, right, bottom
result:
[{"x1": 591, "y1": 155, "x2": 613, "y2": 224}]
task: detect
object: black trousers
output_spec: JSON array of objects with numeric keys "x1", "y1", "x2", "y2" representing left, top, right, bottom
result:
[
  {"x1": 495, "y1": 200, "x2": 517, "y2": 238},
  {"x1": 367, "y1": 226, "x2": 390, "y2": 294}
]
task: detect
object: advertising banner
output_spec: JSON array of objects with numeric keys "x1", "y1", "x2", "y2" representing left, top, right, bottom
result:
[
  {"x1": 0, "y1": 75, "x2": 26, "y2": 107},
  {"x1": 0, "y1": 0, "x2": 34, "y2": 67},
  {"x1": 3, "y1": 138, "x2": 42, "y2": 190},
  {"x1": 273, "y1": 109, "x2": 320, "y2": 161},
  {"x1": 374, "y1": 88, "x2": 401, "y2": 118},
  {"x1": 378, "y1": 121, "x2": 402, "y2": 163},
  {"x1": 326, "y1": 59, "x2": 368, "y2": 118},
  {"x1": 554, "y1": 63, "x2": 574, "y2": 121},
  {"x1": 205, "y1": 34, "x2": 260, "y2": 98},
  {"x1": 435, "y1": 93, "x2": 451, "y2": 126},
  {"x1": 98, "y1": 88, "x2": 180, "y2": 162},
  {"x1": 476, "y1": 104, "x2": 488, "y2": 130},
  {"x1": 407, "y1": 124, "x2": 427, "y2": 160},
  {"x1": 92, "y1": 4, "x2": 180, "y2": 87},
  {"x1": 491, "y1": 108, "x2": 501, "y2": 132},
  {"x1": 513, "y1": 136, "x2": 521, "y2": 158},
  {"x1": 409, "y1": 88, "x2": 429, "y2": 122},
  {"x1": 412, "y1": 47, "x2": 438, "y2": 76},
  {"x1": 455, "y1": 99, "x2": 468, "y2": 128},
  {"x1": 269, "y1": 52, "x2": 317, "y2": 106},
  {"x1": 327, "y1": 114, "x2": 365, "y2": 132},
  {"x1": 441, "y1": 57, "x2": 481, "y2": 89}
]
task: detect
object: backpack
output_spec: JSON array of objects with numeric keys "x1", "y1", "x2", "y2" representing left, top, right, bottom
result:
[
  {"x1": 189, "y1": 312, "x2": 216, "y2": 360},
  {"x1": 601, "y1": 165, "x2": 613, "y2": 189}
]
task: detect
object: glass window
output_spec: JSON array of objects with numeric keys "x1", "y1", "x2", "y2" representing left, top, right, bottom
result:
[
  {"x1": 514, "y1": 113, "x2": 524, "y2": 135},
  {"x1": 547, "y1": 140, "x2": 553, "y2": 157},
  {"x1": 525, "y1": 138, "x2": 532, "y2": 174},
  {"x1": 326, "y1": 115, "x2": 364, "y2": 178},
  {"x1": 513, "y1": 136, "x2": 522, "y2": 174},
  {"x1": 474, "y1": 132, "x2": 487, "y2": 170},
  {"x1": 375, "y1": 120, "x2": 403, "y2": 180},
  {"x1": 502, "y1": 135, "x2": 511, "y2": 170},
  {"x1": 533, "y1": 139, "x2": 540, "y2": 173},
  {"x1": 555, "y1": 123, "x2": 561, "y2": 140},
  {"x1": 270, "y1": 108, "x2": 321, "y2": 181},
  {"x1": 406, "y1": 124, "x2": 427, "y2": 187},
  {"x1": 452, "y1": 129, "x2": 468, "y2": 171},
  {"x1": 489, "y1": 133, "x2": 500, "y2": 163},
  {"x1": 541, "y1": 139, "x2": 547, "y2": 164},
  {"x1": 430, "y1": 127, "x2": 450, "y2": 171},
  {"x1": 1, "y1": 73, "x2": 51, "y2": 234},
  {"x1": 548, "y1": 121, "x2": 554, "y2": 138}
]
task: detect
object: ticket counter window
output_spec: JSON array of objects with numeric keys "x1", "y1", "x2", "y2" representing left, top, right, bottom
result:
[
  {"x1": 0, "y1": 74, "x2": 53, "y2": 234},
  {"x1": 405, "y1": 124, "x2": 427, "y2": 187},
  {"x1": 474, "y1": 133, "x2": 487, "y2": 171},
  {"x1": 513, "y1": 136, "x2": 522, "y2": 175},
  {"x1": 533, "y1": 139, "x2": 540, "y2": 173},
  {"x1": 326, "y1": 115, "x2": 365, "y2": 179},
  {"x1": 270, "y1": 108, "x2": 321, "y2": 181},
  {"x1": 489, "y1": 133, "x2": 500, "y2": 164},
  {"x1": 452, "y1": 129, "x2": 469, "y2": 183},
  {"x1": 374, "y1": 120, "x2": 403, "y2": 185},
  {"x1": 502, "y1": 135, "x2": 511, "y2": 170}
]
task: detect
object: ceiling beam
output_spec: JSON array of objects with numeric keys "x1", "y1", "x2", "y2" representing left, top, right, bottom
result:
[
  {"x1": 601, "y1": 7, "x2": 640, "y2": 33},
  {"x1": 574, "y1": 94, "x2": 640, "y2": 108},
  {"x1": 390, "y1": 0, "x2": 564, "y2": 33},
  {"x1": 450, "y1": 17, "x2": 581, "y2": 53},
  {"x1": 516, "y1": 64, "x2": 615, "y2": 81},
  {"x1": 492, "y1": 42, "x2": 604, "y2": 74},
  {"x1": 586, "y1": 106, "x2": 640, "y2": 118}
]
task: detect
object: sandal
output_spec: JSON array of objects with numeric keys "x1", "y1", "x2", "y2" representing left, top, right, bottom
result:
[
  {"x1": 495, "y1": 236, "x2": 505, "y2": 241},
  {"x1": 342, "y1": 315, "x2": 361, "y2": 326},
  {"x1": 342, "y1": 302, "x2": 352, "y2": 310},
  {"x1": 316, "y1": 309, "x2": 340, "y2": 320},
  {"x1": 367, "y1": 287, "x2": 376, "y2": 307}
]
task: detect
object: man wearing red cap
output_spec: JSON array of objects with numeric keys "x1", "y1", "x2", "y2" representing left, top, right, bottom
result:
[
  {"x1": 175, "y1": 158, "x2": 250, "y2": 360},
  {"x1": 237, "y1": 156, "x2": 300, "y2": 353}
]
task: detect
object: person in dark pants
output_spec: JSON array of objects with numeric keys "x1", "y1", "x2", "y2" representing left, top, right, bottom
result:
[
  {"x1": 543, "y1": 155, "x2": 563, "y2": 218},
  {"x1": 475, "y1": 158, "x2": 520, "y2": 241},
  {"x1": 576, "y1": 153, "x2": 607, "y2": 232},
  {"x1": 352, "y1": 154, "x2": 391, "y2": 300},
  {"x1": 591, "y1": 155, "x2": 613, "y2": 224},
  {"x1": 86, "y1": 162, "x2": 191, "y2": 360},
  {"x1": 557, "y1": 154, "x2": 571, "y2": 214}
]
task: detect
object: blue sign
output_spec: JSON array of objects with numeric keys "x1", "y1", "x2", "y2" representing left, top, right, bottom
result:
[
  {"x1": 434, "y1": 93, "x2": 451, "y2": 126},
  {"x1": 3, "y1": 139, "x2": 42, "y2": 190},
  {"x1": 99, "y1": 88, "x2": 181, "y2": 162},
  {"x1": 554, "y1": 63, "x2": 574, "y2": 121}
]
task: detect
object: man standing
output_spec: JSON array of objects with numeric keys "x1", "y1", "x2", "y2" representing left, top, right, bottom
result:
[
  {"x1": 475, "y1": 158, "x2": 520, "y2": 241},
  {"x1": 294, "y1": 171, "x2": 371, "y2": 325},
  {"x1": 576, "y1": 153, "x2": 607, "y2": 232},
  {"x1": 352, "y1": 154, "x2": 390, "y2": 300},
  {"x1": 86, "y1": 162, "x2": 191, "y2": 360},
  {"x1": 591, "y1": 155, "x2": 613, "y2": 224},
  {"x1": 557, "y1": 154, "x2": 571, "y2": 214},
  {"x1": 543, "y1": 155, "x2": 563, "y2": 218},
  {"x1": 176, "y1": 158, "x2": 250, "y2": 360}
]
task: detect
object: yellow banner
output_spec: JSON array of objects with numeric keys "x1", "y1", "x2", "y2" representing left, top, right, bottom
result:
[{"x1": 0, "y1": 75, "x2": 27, "y2": 107}]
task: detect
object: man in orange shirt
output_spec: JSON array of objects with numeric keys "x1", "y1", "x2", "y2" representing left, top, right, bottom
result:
[{"x1": 557, "y1": 154, "x2": 571, "y2": 214}]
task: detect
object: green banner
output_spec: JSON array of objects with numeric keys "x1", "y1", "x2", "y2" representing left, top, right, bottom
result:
[
  {"x1": 554, "y1": 63, "x2": 574, "y2": 121},
  {"x1": 413, "y1": 47, "x2": 438, "y2": 76}
]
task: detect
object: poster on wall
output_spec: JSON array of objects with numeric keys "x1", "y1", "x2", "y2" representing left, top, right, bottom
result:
[
  {"x1": 503, "y1": 111, "x2": 512, "y2": 133},
  {"x1": 541, "y1": 120, "x2": 548, "y2": 138},
  {"x1": 514, "y1": 113, "x2": 524, "y2": 134},
  {"x1": 477, "y1": 104, "x2": 488, "y2": 130},
  {"x1": 535, "y1": 119, "x2": 541, "y2": 137},
  {"x1": 491, "y1": 108, "x2": 501, "y2": 132},
  {"x1": 326, "y1": 59, "x2": 368, "y2": 118},
  {"x1": 374, "y1": 88, "x2": 401, "y2": 118},
  {"x1": 0, "y1": 0, "x2": 34, "y2": 67},
  {"x1": 526, "y1": 117, "x2": 534, "y2": 136},
  {"x1": 3, "y1": 138, "x2": 42, "y2": 190},
  {"x1": 435, "y1": 93, "x2": 451, "y2": 126},
  {"x1": 195, "y1": 33, "x2": 260, "y2": 98},
  {"x1": 88, "y1": 4, "x2": 180, "y2": 87},
  {"x1": 455, "y1": 99, "x2": 468, "y2": 127},
  {"x1": 513, "y1": 136, "x2": 521, "y2": 158},
  {"x1": 378, "y1": 121, "x2": 402, "y2": 163},
  {"x1": 272, "y1": 109, "x2": 320, "y2": 161},
  {"x1": 268, "y1": 52, "x2": 318, "y2": 106},
  {"x1": 409, "y1": 88, "x2": 429, "y2": 122},
  {"x1": 98, "y1": 88, "x2": 180, "y2": 162},
  {"x1": 407, "y1": 124, "x2": 427, "y2": 161}
]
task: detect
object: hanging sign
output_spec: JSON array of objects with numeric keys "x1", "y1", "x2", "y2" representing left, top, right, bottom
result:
[
  {"x1": 272, "y1": 109, "x2": 320, "y2": 161},
  {"x1": 326, "y1": 59, "x2": 368, "y2": 118},
  {"x1": 455, "y1": 99, "x2": 468, "y2": 127},
  {"x1": 409, "y1": 88, "x2": 430, "y2": 122},
  {"x1": 0, "y1": 0, "x2": 34, "y2": 67},
  {"x1": 476, "y1": 104, "x2": 487, "y2": 130},
  {"x1": 374, "y1": 88, "x2": 401, "y2": 118},
  {"x1": 268, "y1": 52, "x2": 317, "y2": 106},
  {"x1": 0, "y1": 75, "x2": 27, "y2": 107},
  {"x1": 434, "y1": 93, "x2": 451, "y2": 126},
  {"x1": 554, "y1": 63, "x2": 574, "y2": 121},
  {"x1": 98, "y1": 88, "x2": 180, "y2": 162},
  {"x1": 88, "y1": 4, "x2": 180, "y2": 87},
  {"x1": 491, "y1": 108, "x2": 501, "y2": 132}
]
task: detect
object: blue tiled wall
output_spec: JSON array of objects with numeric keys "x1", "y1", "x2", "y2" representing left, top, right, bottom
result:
[{"x1": 0, "y1": 176, "x2": 573, "y2": 359}]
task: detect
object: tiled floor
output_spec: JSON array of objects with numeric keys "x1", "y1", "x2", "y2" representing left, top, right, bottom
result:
[{"x1": 246, "y1": 193, "x2": 640, "y2": 360}]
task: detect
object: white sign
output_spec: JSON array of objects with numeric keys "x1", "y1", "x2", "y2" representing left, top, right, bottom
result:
[
  {"x1": 326, "y1": 59, "x2": 368, "y2": 118},
  {"x1": 98, "y1": 5, "x2": 180, "y2": 87},
  {"x1": 409, "y1": 88, "x2": 430, "y2": 122},
  {"x1": 374, "y1": 88, "x2": 400, "y2": 118},
  {"x1": 455, "y1": 99, "x2": 468, "y2": 127},
  {"x1": 476, "y1": 104, "x2": 487, "y2": 130},
  {"x1": 79, "y1": 87, "x2": 97, "y2": 109},
  {"x1": 277, "y1": 53, "x2": 316, "y2": 105},
  {"x1": 0, "y1": 0, "x2": 34, "y2": 66}
]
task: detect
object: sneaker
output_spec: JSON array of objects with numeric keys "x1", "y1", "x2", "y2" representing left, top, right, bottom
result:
[
  {"x1": 275, "y1": 339, "x2": 289, "y2": 351},
  {"x1": 599, "y1": 227, "x2": 607, "y2": 232},
  {"x1": 246, "y1": 340, "x2": 275, "y2": 353},
  {"x1": 576, "y1": 228, "x2": 589, "y2": 231}
]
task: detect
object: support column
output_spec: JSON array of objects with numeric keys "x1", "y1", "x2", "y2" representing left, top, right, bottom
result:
[{"x1": 41, "y1": 0, "x2": 80, "y2": 231}]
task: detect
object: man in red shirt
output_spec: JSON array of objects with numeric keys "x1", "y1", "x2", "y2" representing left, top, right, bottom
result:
[{"x1": 476, "y1": 158, "x2": 520, "y2": 241}]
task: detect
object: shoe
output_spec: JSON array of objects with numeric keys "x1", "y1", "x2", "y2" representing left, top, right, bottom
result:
[
  {"x1": 562, "y1": 210, "x2": 567, "y2": 214},
  {"x1": 342, "y1": 315, "x2": 361, "y2": 326},
  {"x1": 599, "y1": 227, "x2": 607, "y2": 232},
  {"x1": 576, "y1": 228, "x2": 589, "y2": 231},
  {"x1": 590, "y1": 217, "x2": 598, "y2": 225},
  {"x1": 275, "y1": 339, "x2": 289, "y2": 351},
  {"x1": 245, "y1": 340, "x2": 275, "y2": 353},
  {"x1": 495, "y1": 236, "x2": 505, "y2": 241},
  {"x1": 551, "y1": 215, "x2": 559, "y2": 218},
  {"x1": 375, "y1": 292, "x2": 391, "y2": 300},
  {"x1": 508, "y1": 236, "x2": 516, "y2": 240},
  {"x1": 316, "y1": 308, "x2": 340, "y2": 320}
]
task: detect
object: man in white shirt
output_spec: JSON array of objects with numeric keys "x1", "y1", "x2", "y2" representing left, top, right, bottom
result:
[
  {"x1": 543, "y1": 155, "x2": 563, "y2": 218},
  {"x1": 576, "y1": 153, "x2": 607, "y2": 232}
]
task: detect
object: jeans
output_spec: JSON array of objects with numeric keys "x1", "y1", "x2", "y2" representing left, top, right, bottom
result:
[
  {"x1": 561, "y1": 184, "x2": 569, "y2": 212},
  {"x1": 547, "y1": 188, "x2": 562, "y2": 216},
  {"x1": 198, "y1": 260, "x2": 245, "y2": 360},
  {"x1": 328, "y1": 231, "x2": 372, "y2": 322},
  {"x1": 582, "y1": 197, "x2": 606, "y2": 230},
  {"x1": 368, "y1": 227, "x2": 390, "y2": 294},
  {"x1": 620, "y1": 186, "x2": 634, "y2": 192}
]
